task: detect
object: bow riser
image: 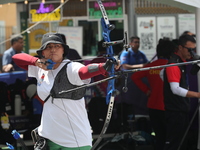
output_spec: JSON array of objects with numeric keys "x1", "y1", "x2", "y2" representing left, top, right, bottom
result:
[{"x1": 101, "y1": 17, "x2": 116, "y2": 104}]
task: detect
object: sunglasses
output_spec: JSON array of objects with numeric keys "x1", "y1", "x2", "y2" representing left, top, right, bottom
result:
[{"x1": 182, "y1": 46, "x2": 196, "y2": 52}]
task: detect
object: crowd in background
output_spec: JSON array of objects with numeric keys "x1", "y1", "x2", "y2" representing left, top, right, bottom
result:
[{"x1": 88, "y1": 31, "x2": 200, "y2": 150}]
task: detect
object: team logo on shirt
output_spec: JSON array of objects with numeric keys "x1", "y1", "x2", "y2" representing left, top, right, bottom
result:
[
  {"x1": 149, "y1": 70, "x2": 160, "y2": 74},
  {"x1": 38, "y1": 73, "x2": 45, "y2": 86}
]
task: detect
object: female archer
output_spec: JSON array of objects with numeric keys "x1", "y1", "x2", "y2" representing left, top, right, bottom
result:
[{"x1": 12, "y1": 33, "x2": 115, "y2": 150}]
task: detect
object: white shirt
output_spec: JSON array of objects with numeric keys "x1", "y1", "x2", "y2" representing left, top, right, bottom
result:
[{"x1": 28, "y1": 60, "x2": 92, "y2": 147}]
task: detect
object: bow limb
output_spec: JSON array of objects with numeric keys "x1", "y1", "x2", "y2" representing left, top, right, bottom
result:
[
  {"x1": 91, "y1": 0, "x2": 117, "y2": 149},
  {"x1": 91, "y1": 95, "x2": 115, "y2": 150}
]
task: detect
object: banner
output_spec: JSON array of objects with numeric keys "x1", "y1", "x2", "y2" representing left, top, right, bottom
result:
[
  {"x1": 29, "y1": 1, "x2": 62, "y2": 23},
  {"x1": 88, "y1": 0, "x2": 124, "y2": 19}
]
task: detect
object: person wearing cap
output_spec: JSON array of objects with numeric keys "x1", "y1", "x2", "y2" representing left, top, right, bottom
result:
[{"x1": 12, "y1": 32, "x2": 115, "y2": 150}]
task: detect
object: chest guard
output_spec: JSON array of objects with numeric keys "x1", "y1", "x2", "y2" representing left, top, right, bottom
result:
[{"x1": 48, "y1": 63, "x2": 86, "y2": 101}]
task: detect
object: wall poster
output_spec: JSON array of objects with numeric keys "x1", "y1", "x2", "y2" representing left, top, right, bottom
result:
[
  {"x1": 137, "y1": 17, "x2": 157, "y2": 60},
  {"x1": 58, "y1": 26, "x2": 83, "y2": 56},
  {"x1": 157, "y1": 16, "x2": 176, "y2": 40},
  {"x1": 178, "y1": 14, "x2": 196, "y2": 36}
]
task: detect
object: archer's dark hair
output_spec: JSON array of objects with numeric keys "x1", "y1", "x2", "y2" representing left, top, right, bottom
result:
[
  {"x1": 129, "y1": 36, "x2": 140, "y2": 43},
  {"x1": 156, "y1": 38, "x2": 176, "y2": 59},
  {"x1": 11, "y1": 35, "x2": 23, "y2": 45},
  {"x1": 178, "y1": 34, "x2": 196, "y2": 46}
]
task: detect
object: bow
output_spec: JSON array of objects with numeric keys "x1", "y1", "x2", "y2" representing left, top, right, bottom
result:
[
  {"x1": 91, "y1": 0, "x2": 127, "y2": 149},
  {"x1": 36, "y1": 1, "x2": 128, "y2": 149}
]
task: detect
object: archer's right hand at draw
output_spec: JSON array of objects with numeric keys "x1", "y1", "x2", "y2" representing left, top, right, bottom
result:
[{"x1": 35, "y1": 58, "x2": 56, "y2": 70}]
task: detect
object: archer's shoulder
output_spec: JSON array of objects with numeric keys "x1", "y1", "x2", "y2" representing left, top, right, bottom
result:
[{"x1": 64, "y1": 60, "x2": 84, "y2": 68}]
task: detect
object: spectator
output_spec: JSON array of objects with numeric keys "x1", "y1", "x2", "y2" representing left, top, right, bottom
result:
[
  {"x1": 163, "y1": 34, "x2": 200, "y2": 150},
  {"x1": 131, "y1": 38, "x2": 176, "y2": 150},
  {"x1": 2, "y1": 35, "x2": 25, "y2": 72},
  {"x1": 119, "y1": 36, "x2": 148, "y2": 70},
  {"x1": 117, "y1": 36, "x2": 149, "y2": 130}
]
